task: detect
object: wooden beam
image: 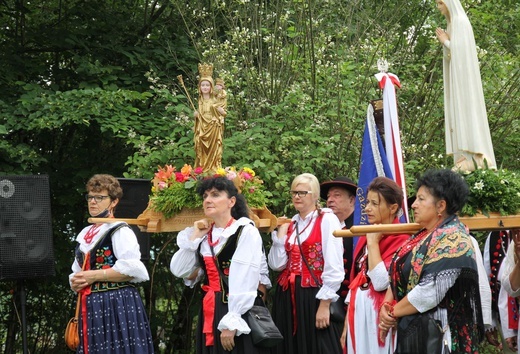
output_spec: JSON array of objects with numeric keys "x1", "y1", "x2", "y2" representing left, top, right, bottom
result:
[
  {"x1": 333, "y1": 213, "x2": 520, "y2": 237},
  {"x1": 88, "y1": 217, "x2": 149, "y2": 226}
]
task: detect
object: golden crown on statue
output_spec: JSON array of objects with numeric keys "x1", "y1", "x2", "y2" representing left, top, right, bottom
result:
[{"x1": 198, "y1": 63, "x2": 214, "y2": 79}]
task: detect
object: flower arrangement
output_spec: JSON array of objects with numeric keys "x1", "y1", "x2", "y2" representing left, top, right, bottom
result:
[
  {"x1": 150, "y1": 164, "x2": 269, "y2": 219},
  {"x1": 460, "y1": 168, "x2": 520, "y2": 216}
]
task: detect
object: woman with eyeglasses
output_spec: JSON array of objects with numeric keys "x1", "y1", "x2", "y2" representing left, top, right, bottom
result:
[
  {"x1": 268, "y1": 173, "x2": 344, "y2": 354},
  {"x1": 69, "y1": 174, "x2": 154, "y2": 353}
]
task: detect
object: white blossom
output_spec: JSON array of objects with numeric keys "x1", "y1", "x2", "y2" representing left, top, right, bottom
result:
[{"x1": 474, "y1": 180, "x2": 484, "y2": 190}]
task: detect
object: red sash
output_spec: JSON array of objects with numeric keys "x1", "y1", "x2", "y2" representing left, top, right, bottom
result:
[
  {"x1": 201, "y1": 256, "x2": 222, "y2": 346},
  {"x1": 79, "y1": 253, "x2": 92, "y2": 354},
  {"x1": 347, "y1": 218, "x2": 409, "y2": 351}
]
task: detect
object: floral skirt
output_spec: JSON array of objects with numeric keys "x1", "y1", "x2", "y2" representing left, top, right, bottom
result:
[{"x1": 77, "y1": 286, "x2": 154, "y2": 353}]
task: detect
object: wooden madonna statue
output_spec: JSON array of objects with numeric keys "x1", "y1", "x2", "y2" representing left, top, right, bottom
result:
[{"x1": 90, "y1": 64, "x2": 279, "y2": 233}]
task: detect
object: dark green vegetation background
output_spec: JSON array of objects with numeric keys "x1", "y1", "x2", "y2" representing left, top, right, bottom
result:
[{"x1": 0, "y1": 0, "x2": 517, "y2": 352}]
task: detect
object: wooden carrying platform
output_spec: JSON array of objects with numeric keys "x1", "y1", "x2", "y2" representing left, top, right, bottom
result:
[
  {"x1": 88, "y1": 204, "x2": 280, "y2": 233},
  {"x1": 88, "y1": 210, "x2": 520, "y2": 236},
  {"x1": 333, "y1": 212, "x2": 520, "y2": 238}
]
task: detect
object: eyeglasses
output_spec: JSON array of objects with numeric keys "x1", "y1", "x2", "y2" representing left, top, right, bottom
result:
[
  {"x1": 85, "y1": 195, "x2": 111, "y2": 203},
  {"x1": 290, "y1": 191, "x2": 312, "y2": 198}
]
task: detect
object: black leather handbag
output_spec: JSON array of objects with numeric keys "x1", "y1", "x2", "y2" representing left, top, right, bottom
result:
[
  {"x1": 209, "y1": 232, "x2": 283, "y2": 348},
  {"x1": 245, "y1": 304, "x2": 284, "y2": 348},
  {"x1": 396, "y1": 313, "x2": 449, "y2": 354}
]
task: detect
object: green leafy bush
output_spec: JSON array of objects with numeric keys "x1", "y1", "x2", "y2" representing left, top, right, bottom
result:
[{"x1": 461, "y1": 168, "x2": 520, "y2": 216}]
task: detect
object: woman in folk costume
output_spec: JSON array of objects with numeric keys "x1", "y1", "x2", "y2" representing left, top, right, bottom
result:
[
  {"x1": 69, "y1": 174, "x2": 154, "y2": 353},
  {"x1": 379, "y1": 169, "x2": 484, "y2": 353},
  {"x1": 341, "y1": 177, "x2": 409, "y2": 353},
  {"x1": 170, "y1": 176, "x2": 270, "y2": 354},
  {"x1": 194, "y1": 63, "x2": 227, "y2": 172},
  {"x1": 435, "y1": 0, "x2": 496, "y2": 171},
  {"x1": 499, "y1": 229, "x2": 520, "y2": 353},
  {"x1": 268, "y1": 173, "x2": 344, "y2": 354}
]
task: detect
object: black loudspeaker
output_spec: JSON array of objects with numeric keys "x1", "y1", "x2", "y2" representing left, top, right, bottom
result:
[
  {"x1": 0, "y1": 175, "x2": 55, "y2": 280},
  {"x1": 116, "y1": 178, "x2": 151, "y2": 262}
]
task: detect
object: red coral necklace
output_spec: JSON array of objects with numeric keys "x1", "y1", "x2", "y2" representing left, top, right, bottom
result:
[{"x1": 208, "y1": 218, "x2": 235, "y2": 247}]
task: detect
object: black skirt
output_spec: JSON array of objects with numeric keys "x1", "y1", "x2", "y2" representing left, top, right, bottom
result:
[
  {"x1": 196, "y1": 292, "x2": 272, "y2": 354},
  {"x1": 270, "y1": 279, "x2": 343, "y2": 354}
]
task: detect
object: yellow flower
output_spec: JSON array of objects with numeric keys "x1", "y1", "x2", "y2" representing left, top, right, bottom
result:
[
  {"x1": 215, "y1": 167, "x2": 226, "y2": 176},
  {"x1": 243, "y1": 167, "x2": 255, "y2": 177}
]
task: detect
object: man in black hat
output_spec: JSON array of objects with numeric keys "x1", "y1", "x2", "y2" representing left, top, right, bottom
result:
[{"x1": 320, "y1": 176, "x2": 358, "y2": 301}]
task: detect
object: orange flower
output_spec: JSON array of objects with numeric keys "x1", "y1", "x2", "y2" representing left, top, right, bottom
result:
[
  {"x1": 155, "y1": 164, "x2": 175, "y2": 181},
  {"x1": 181, "y1": 164, "x2": 192, "y2": 176},
  {"x1": 165, "y1": 164, "x2": 175, "y2": 175}
]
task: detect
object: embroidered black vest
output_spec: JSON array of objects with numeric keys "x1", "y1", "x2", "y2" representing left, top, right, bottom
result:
[
  {"x1": 198, "y1": 225, "x2": 244, "y2": 303},
  {"x1": 75, "y1": 224, "x2": 133, "y2": 292},
  {"x1": 488, "y1": 230, "x2": 511, "y2": 312}
]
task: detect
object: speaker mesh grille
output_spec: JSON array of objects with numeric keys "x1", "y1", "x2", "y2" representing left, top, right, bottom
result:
[
  {"x1": 0, "y1": 175, "x2": 55, "y2": 280},
  {"x1": 116, "y1": 178, "x2": 151, "y2": 262}
]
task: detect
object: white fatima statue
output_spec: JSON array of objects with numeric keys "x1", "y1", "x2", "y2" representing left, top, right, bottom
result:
[{"x1": 435, "y1": 0, "x2": 497, "y2": 171}]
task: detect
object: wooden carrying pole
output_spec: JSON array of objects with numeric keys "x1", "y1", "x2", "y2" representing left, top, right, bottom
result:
[
  {"x1": 88, "y1": 216, "x2": 291, "y2": 229},
  {"x1": 88, "y1": 218, "x2": 149, "y2": 226},
  {"x1": 334, "y1": 213, "x2": 520, "y2": 238},
  {"x1": 87, "y1": 211, "x2": 287, "y2": 233},
  {"x1": 334, "y1": 223, "x2": 421, "y2": 238},
  {"x1": 90, "y1": 213, "x2": 520, "y2": 235}
]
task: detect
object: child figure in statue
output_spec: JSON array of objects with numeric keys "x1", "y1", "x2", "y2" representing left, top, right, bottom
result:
[
  {"x1": 215, "y1": 78, "x2": 227, "y2": 110},
  {"x1": 435, "y1": 0, "x2": 497, "y2": 171},
  {"x1": 194, "y1": 63, "x2": 227, "y2": 172}
]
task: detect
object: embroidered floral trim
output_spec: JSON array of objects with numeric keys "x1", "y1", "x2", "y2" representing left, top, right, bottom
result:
[
  {"x1": 426, "y1": 232, "x2": 472, "y2": 264},
  {"x1": 307, "y1": 243, "x2": 323, "y2": 271},
  {"x1": 92, "y1": 246, "x2": 131, "y2": 292},
  {"x1": 95, "y1": 246, "x2": 115, "y2": 269},
  {"x1": 221, "y1": 259, "x2": 231, "y2": 276}
]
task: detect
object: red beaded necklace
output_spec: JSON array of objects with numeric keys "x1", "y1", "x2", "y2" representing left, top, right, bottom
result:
[
  {"x1": 207, "y1": 217, "x2": 235, "y2": 247},
  {"x1": 393, "y1": 216, "x2": 443, "y2": 263},
  {"x1": 389, "y1": 228, "x2": 429, "y2": 287},
  {"x1": 394, "y1": 228, "x2": 429, "y2": 261}
]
